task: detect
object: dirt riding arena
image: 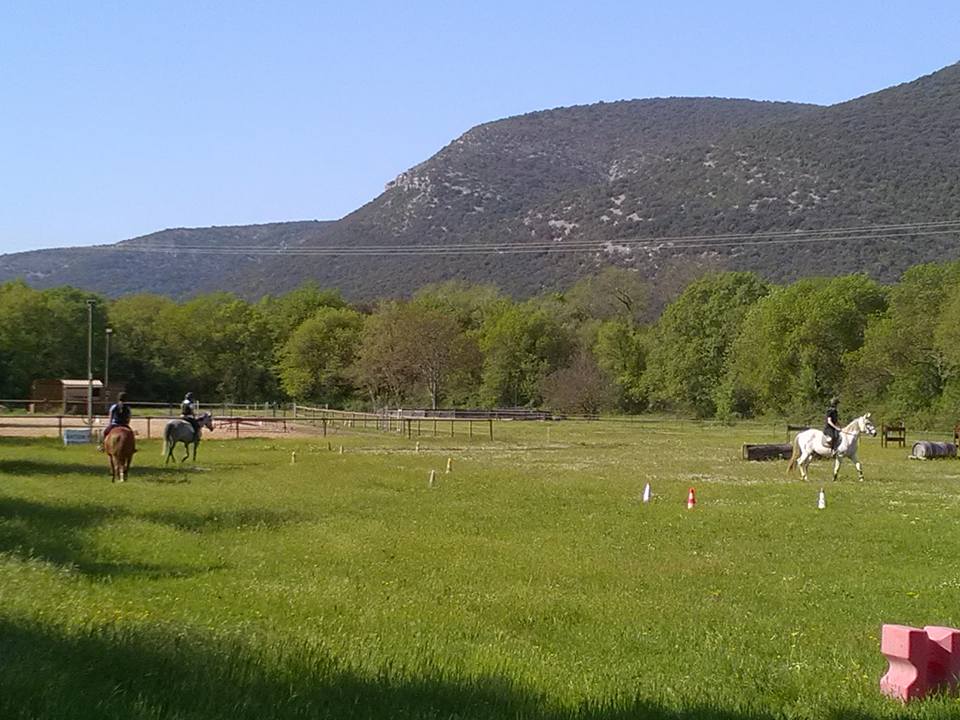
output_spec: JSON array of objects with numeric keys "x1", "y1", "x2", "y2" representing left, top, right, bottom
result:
[{"x1": 0, "y1": 415, "x2": 327, "y2": 440}]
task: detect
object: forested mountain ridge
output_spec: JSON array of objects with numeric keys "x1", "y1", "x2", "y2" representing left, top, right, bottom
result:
[
  {"x1": 510, "y1": 63, "x2": 960, "y2": 282},
  {"x1": 2, "y1": 63, "x2": 959, "y2": 300},
  {"x1": 0, "y1": 222, "x2": 333, "y2": 298}
]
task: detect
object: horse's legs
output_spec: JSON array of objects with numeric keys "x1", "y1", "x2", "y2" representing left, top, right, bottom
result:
[
  {"x1": 798, "y1": 452, "x2": 811, "y2": 481},
  {"x1": 833, "y1": 456, "x2": 842, "y2": 482},
  {"x1": 849, "y1": 451, "x2": 864, "y2": 481},
  {"x1": 192, "y1": 442, "x2": 198, "y2": 462},
  {"x1": 109, "y1": 455, "x2": 117, "y2": 482},
  {"x1": 180, "y1": 441, "x2": 190, "y2": 463}
]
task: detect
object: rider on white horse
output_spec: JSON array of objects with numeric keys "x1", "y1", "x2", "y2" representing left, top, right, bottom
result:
[
  {"x1": 823, "y1": 396, "x2": 842, "y2": 455},
  {"x1": 788, "y1": 410, "x2": 876, "y2": 482},
  {"x1": 180, "y1": 392, "x2": 199, "y2": 438}
]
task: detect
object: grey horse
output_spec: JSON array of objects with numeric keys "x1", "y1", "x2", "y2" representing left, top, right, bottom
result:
[{"x1": 162, "y1": 412, "x2": 215, "y2": 464}]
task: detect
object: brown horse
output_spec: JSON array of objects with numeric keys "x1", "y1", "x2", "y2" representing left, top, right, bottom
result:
[{"x1": 104, "y1": 426, "x2": 137, "y2": 482}]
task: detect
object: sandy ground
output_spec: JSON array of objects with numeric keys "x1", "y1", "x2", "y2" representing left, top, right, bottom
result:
[{"x1": 0, "y1": 416, "x2": 328, "y2": 440}]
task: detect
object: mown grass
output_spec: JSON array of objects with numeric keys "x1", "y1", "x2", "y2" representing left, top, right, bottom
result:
[{"x1": 1, "y1": 420, "x2": 960, "y2": 719}]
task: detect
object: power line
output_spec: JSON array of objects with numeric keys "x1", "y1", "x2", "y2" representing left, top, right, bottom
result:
[{"x1": 102, "y1": 219, "x2": 960, "y2": 257}]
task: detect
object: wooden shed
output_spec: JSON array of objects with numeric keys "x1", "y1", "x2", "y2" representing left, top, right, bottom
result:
[{"x1": 30, "y1": 379, "x2": 105, "y2": 414}]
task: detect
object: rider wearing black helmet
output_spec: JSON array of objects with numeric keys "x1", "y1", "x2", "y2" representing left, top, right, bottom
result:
[
  {"x1": 180, "y1": 392, "x2": 199, "y2": 436},
  {"x1": 823, "y1": 396, "x2": 841, "y2": 454},
  {"x1": 98, "y1": 391, "x2": 131, "y2": 450}
]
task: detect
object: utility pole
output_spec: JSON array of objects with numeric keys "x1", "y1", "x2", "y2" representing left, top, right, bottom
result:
[
  {"x1": 86, "y1": 299, "x2": 95, "y2": 429},
  {"x1": 105, "y1": 327, "x2": 113, "y2": 403}
]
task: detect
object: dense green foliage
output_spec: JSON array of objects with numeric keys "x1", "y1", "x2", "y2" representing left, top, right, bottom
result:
[
  {"x1": 644, "y1": 272, "x2": 770, "y2": 417},
  {"x1": 722, "y1": 275, "x2": 888, "y2": 419},
  {"x1": 276, "y1": 306, "x2": 364, "y2": 404},
  {"x1": 0, "y1": 282, "x2": 108, "y2": 398},
  {"x1": 844, "y1": 263, "x2": 960, "y2": 425},
  {"x1": 4, "y1": 258, "x2": 960, "y2": 424},
  {"x1": 2, "y1": 424, "x2": 960, "y2": 719}
]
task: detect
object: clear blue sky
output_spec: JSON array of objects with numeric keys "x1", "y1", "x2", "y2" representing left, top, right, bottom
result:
[{"x1": 1, "y1": 1, "x2": 957, "y2": 254}]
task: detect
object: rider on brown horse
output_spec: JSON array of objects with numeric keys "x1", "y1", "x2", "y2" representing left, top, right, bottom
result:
[
  {"x1": 99, "y1": 392, "x2": 131, "y2": 450},
  {"x1": 103, "y1": 392, "x2": 136, "y2": 482}
]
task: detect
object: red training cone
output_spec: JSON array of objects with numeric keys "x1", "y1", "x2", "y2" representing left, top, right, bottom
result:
[{"x1": 687, "y1": 487, "x2": 696, "y2": 509}]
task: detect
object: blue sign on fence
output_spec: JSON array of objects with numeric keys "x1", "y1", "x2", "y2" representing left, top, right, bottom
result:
[{"x1": 63, "y1": 428, "x2": 92, "y2": 445}]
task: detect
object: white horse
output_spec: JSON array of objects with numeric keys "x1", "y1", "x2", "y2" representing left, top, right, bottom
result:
[
  {"x1": 162, "y1": 412, "x2": 215, "y2": 464},
  {"x1": 787, "y1": 413, "x2": 877, "y2": 482}
]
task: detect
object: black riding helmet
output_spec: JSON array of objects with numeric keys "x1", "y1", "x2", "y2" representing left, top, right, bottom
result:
[
  {"x1": 829, "y1": 396, "x2": 839, "y2": 407},
  {"x1": 185, "y1": 392, "x2": 194, "y2": 400}
]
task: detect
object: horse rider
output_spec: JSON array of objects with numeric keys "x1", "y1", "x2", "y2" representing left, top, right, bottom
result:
[
  {"x1": 823, "y1": 396, "x2": 842, "y2": 455},
  {"x1": 180, "y1": 391, "x2": 200, "y2": 437},
  {"x1": 99, "y1": 392, "x2": 131, "y2": 450}
]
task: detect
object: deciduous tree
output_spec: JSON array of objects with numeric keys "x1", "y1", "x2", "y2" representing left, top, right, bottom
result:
[
  {"x1": 276, "y1": 307, "x2": 364, "y2": 404},
  {"x1": 645, "y1": 272, "x2": 769, "y2": 416},
  {"x1": 478, "y1": 302, "x2": 573, "y2": 407}
]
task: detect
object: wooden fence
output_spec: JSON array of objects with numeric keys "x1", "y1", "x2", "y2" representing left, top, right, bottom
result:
[
  {"x1": 293, "y1": 406, "x2": 495, "y2": 440},
  {"x1": 0, "y1": 414, "x2": 295, "y2": 440}
]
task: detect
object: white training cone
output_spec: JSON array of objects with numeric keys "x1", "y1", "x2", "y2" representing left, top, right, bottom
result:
[
  {"x1": 818, "y1": 488, "x2": 826, "y2": 510},
  {"x1": 290, "y1": 451, "x2": 297, "y2": 465},
  {"x1": 642, "y1": 483, "x2": 651, "y2": 503},
  {"x1": 415, "y1": 441, "x2": 421, "y2": 453},
  {"x1": 687, "y1": 487, "x2": 696, "y2": 510},
  {"x1": 446, "y1": 457, "x2": 453, "y2": 474},
  {"x1": 339, "y1": 445, "x2": 344, "y2": 454},
  {"x1": 429, "y1": 469, "x2": 436, "y2": 488}
]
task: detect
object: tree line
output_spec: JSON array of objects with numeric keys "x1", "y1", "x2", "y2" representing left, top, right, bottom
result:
[{"x1": 2, "y1": 260, "x2": 959, "y2": 426}]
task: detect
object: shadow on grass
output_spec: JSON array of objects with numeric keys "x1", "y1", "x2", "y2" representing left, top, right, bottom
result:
[
  {"x1": 0, "y1": 458, "x2": 113, "y2": 478},
  {"x1": 138, "y1": 470, "x2": 193, "y2": 484},
  {"x1": 133, "y1": 464, "x2": 224, "y2": 484},
  {"x1": 0, "y1": 496, "x2": 303, "y2": 578},
  {"x1": 0, "y1": 617, "x2": 821, "y2": 720},
  {"x1": 0, "y1": 457, "x2": 201, "y2": 482},
  {"x1": 140, "y1": 507, "x2": 308, "y2": 533}
]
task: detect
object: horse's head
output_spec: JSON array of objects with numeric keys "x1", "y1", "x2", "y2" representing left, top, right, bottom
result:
[
  {"x1": 857, "y1": 413, "x2": 877, "y2": 437},
  {"x1": 200, "y1": 412, "x2": 215, "y2": 431}
]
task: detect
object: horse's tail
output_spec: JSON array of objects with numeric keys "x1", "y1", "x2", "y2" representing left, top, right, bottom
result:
[
  {"x1": 161, "y1": 425, "x2": 171, "y2": 457},
  {"x1": 786, "y1": 433, "x2": 801, "y2": 473}
]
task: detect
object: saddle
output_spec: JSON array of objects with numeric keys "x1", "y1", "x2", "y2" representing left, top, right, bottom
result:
[{"x1": 820, "y1": 431, "x2": 840, "y2": 456}]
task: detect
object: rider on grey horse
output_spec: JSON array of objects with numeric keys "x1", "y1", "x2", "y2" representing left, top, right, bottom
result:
[
  {"x1": 823, "y1": 396, "x2": 842, "y2": 455},
  {"x1": 181, "y1": 392, "x2": 199, "y2": 438}
]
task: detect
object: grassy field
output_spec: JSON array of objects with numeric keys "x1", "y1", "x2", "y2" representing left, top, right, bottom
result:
[{"x1": 1, "y1": 419, "x2": 960, "y2": 719}]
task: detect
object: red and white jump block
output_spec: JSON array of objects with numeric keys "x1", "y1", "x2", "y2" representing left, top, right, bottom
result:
[{"x1": 880, "y1": 624, "x2": 960, "y2": 702}]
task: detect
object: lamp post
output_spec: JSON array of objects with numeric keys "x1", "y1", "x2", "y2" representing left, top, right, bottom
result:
[
  {"x1": 86, "y1": 299, "x2": 95, "y2": 428},
  {"x1": 105, "y1": 327, "x2": 113, "y2": 403}
]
